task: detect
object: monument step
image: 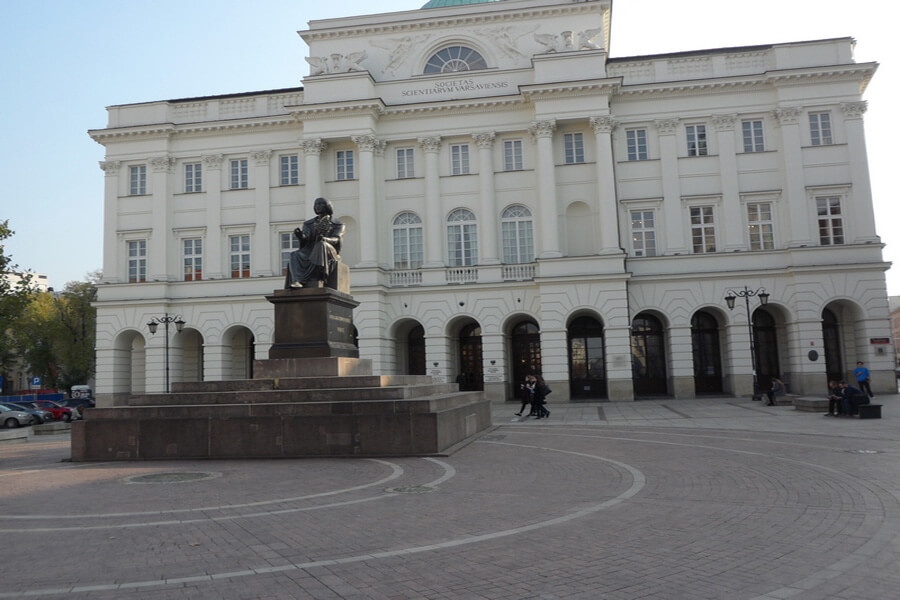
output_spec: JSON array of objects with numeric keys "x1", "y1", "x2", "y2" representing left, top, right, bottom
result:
[
  {"x1": 127, "y1": 383, "x2": 458, "y2": 406},
  {"x1": 172, "y1": 375, "x2": 433, "y2": 394}
]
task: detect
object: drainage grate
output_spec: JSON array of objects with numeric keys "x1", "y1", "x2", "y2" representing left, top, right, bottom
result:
[{"x1": 122, "y1": 472, "x2": 222, "y2": 485}]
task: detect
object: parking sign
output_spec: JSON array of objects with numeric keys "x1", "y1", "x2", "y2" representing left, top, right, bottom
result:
[{"x1": 31, "y1": 376, "x2": 42, "y2": 388}]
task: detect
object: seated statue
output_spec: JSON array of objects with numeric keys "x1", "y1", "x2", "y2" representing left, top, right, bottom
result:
[{"x1": 286, "y1": 197, "x2": 345, "y2": 290}]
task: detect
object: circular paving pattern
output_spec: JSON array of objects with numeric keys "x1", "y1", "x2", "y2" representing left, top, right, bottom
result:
[{"x1": 1, "y1": 423, "x2": 899, "y2": 599}]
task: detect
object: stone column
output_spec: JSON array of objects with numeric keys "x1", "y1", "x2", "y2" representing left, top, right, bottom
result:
[
  {"x1": 668, "y1": 324, "x2": 695, "y2": 398},
  {"x1": 202, "y1": 154, "x2": 224, "y2": 279},
  {"x1": 148, "y1": 155, "x2": 174, "y2": 281},
  {"x1": 252, "y1": 150, "x2": 273, "y2": 276},
  {"x1": 713, "y1": 114, "x2": 744, "y2": 251},
  {"x1": 841, "y1": 102, "x2": 879, "y2": 242},
  {"x1": 425, "y1": 332, "x2": 452, "y2": 385},
  {"x1": 99, "y1": 161, "x2": 121, "y2": 282},
  {"x1": 589, "y1": 116, "x2": 619, "y2": 252},
  {"x1": 655, "y1": 118, "x2": 686, "y2": 253},
  {"x1": 351, "y1": 135, "x2": 380, "y2": 267},
  {"x1": 529, "y1": 120, "x2": 561, "y2": 258},
  {"x1": 605, "y1": 324, "x2": 635, "y2": 402},
  {"x1": 473, "y1": 131, "x2": 499, "y2": 264},
  {"x1": 419, "y1": 136, "x2": 444, "y2": 267},
  {"x1": 774, "y1": 107, "x2": 812, "y2": 246},
  {"x1": 300, "y1": 138, "x2": 327, "y2": 215}
]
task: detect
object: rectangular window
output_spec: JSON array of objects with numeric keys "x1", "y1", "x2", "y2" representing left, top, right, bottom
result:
[
  {"x1": 630, "y1": 210, "x2": 657, "y2": 257},
  {"x1": 182, "y1": 238, "x2": 202, "y2": 281},
  {"x1": 230, "y1": 159, "x2": 248, "y2": 189},
  {"x1": 280, "y1": 155, "x2": 299, "y2": 185},
  {"x1": 809, "y1": 112, "x2": 833, "y2": 146},
  {"x1": 184, "y1": 162, "x2": 202, "y2": 193},
  {"x1": 451, "y1": 144, "x2": 470, "y2": 175},
  {"x1": 817, "y1": 197, "x2": 844, "y2": 245},
  {"x1": 336, "y1": 150, "x2": 355, "y2": 180},
  {"x1": 280, "y1": 231, "x2": 299, "y2": 276},
  {"x1": 564, "y1": 133, "x2": 585, "y2": 164},
  {"x1": 129, "y1": 165, "x2": 146, "y2": 195},
  {"x1": 685, "y1": 124, "x2": 708, "y2": 156},
  {"x1": 229, "y1": 234, "x2": 251, "y2": 278},
  {"x1": 690, "y1": 206, "x2": 716, "y2": 253},
  {"x1": 396, "y1": 147, "x2": 415, "y2": 179},
  {"x1": 127, "y1": 240, "x2": 146, "y2": 283},
  {"x1": 626, "y1": 129, "x2": 648, "y2": 161},
  {"x1": 503, "y1": 140, "x2": 523, "y2": 171},
  {"x1": 742, "y1": 120, "x2": 765, "y2": 152},
  {"x1": 747, "y1": 203, "x2": 775, "y2": 251}
]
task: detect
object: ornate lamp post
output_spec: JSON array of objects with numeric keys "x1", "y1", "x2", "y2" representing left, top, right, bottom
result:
[
  {"x1": 147, "y1": 313, "x2": 186, "y2": 393},
  {"x1": 724, "y1": 286, "x2": 770, "y2": 400}
]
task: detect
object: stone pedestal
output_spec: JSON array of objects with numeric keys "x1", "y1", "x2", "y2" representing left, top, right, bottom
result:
[{"x1": 266, "y1": 287, "x2": 359, "y2": 359}]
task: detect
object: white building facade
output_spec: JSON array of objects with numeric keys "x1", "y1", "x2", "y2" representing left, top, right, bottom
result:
[{"x1": 90, "y1": 0, "x2": 892, "y2": 406}]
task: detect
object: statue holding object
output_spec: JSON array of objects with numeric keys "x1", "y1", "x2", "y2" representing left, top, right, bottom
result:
[{"x1": 286, "y1": 197, "x2": 345, "y2": 290}]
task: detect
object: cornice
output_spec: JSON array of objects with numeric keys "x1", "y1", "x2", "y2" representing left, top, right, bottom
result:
[
  {"x1": 382, "y1": 96, "x2": 525, "y2": 117},
  {"x1": 301, "y1": 3, "x2": 604, "y2": 42},
  {"x1": 290, "y1": 100, "x2": 386, "y2": 122},
  {"x1": 89, "y1": 117, "x2": 296, "y2": 144},
  {"x1": 89, "y1": 124, "x2": 176, "y2": 144},
  {"x1": 520, "y1": 79, "x2": 620, "y2": 101}
]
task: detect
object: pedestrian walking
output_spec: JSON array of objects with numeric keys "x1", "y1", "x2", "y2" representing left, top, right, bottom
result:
[{"x1": 854, "y1": 361, "x2": 874, "y2": 398}]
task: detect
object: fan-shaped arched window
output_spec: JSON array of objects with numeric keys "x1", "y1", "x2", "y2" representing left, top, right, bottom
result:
[
  {"x1": 501, "y1": 205, "x2": 534, "y2": 264},
  {"x1": 424, "y1": 46, "x2": 488, "y2": 74},
  {"x1": 447, "y1": 209, "x2": 478, "y2": 266},
  {"x1": 392, "y1": 212, "x2": 423, "y2": 269}
]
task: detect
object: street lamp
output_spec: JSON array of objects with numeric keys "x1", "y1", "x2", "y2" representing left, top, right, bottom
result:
[
  {"x1": 146, "y1": 313, "x2": 186, "y2": 393},
  {"x1": 724, "y1": 286, "x2": 769, "y2": 400}
]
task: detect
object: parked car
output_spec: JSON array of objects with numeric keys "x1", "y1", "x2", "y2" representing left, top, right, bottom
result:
[
  {"x1": 32, "y1": 400, "x2": 76, "y2": 422},
  {"x1": 0, "y1": 405, "x2": 34, "y2": 428},
  {"x1": 1, "y1": 403, "x2": 53, "y2": 424},
  {"x1": 59, "y1": 398, "x2": 95, "y2": 415}
]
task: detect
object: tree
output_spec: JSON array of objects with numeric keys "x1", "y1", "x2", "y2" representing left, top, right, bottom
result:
[
  {"x1": 12, "y1": 275, "x2": 98, "y2": 391},
  {"x1": 0, "y1": 220, "x2": 36, "y2": 384}
]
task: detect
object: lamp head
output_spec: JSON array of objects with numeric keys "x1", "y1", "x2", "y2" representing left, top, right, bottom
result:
[
  {"x1": 724, "y1": 293, "x2": 736, "y2": 310},
  {"x1": 147, "y1": 321, "x2": 158, "y2": 334}
]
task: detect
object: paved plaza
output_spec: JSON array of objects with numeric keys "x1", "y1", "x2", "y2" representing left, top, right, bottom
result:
[{"x1": 2, "y1": 396, "x2": 899, "y2": 599}]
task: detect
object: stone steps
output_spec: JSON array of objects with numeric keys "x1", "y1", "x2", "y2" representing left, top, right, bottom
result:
[{"x1": 172, "y1": 374, "x2": 433, "y2": 393}]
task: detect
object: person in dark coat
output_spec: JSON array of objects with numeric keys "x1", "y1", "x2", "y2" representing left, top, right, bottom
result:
[
  {"x1": 532, "y1": 374, "x2": 551, "y2": 419},
  {"x1": 515, "y1": 374, "x2": 537, "y2": 417},
  {"x1": 287, "y1": 197, "x2": 345, "y2": 289}
]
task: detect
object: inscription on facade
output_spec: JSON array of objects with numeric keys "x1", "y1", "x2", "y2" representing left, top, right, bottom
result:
[{"x1": 402, "y1": 79, "x2": 510, "y2": 97}]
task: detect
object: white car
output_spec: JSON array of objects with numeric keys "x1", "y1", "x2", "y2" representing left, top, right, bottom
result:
[{"x1": 0, "y1": 405, "x2": 35, "y2": 428}]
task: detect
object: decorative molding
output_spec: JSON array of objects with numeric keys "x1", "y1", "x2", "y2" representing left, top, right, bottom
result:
[
  {"x1": 418, "y1": 136, "x2": 442, "y2": 153},
  {"x1": 373, "y1": 139, "x2": 387, "y2": 157},
  {"x1": 480, "y1": 25, "x2": 537, "y2": 59},
  {"x1": 773, "y1": 107, "x2": 802, "y2": 126},
  {"x1": 306, "y1": 51, "x2": 367, "y2": 76},
  {"x1": 351, "y1": 134, "x2": 381, "y2": 152},
  {"x1": 840, "y1": 101, "x2": 867, "y2": 119},
  {"x1": 472, "y1": 131, "x2": 496, "y2": 149},
  {"x1": 251, "y1": 150, "x2": 272, "y2": 165},
  {"x1": 299, "y1": 139, "x2": 328, "y2": 156},
  {"x1": 712, "y1": 114, "x2": 737, "y2": 132},
  {"x1": 290, "y1": 100, "x2": 385, "y2": 122},
  {"x1": 99, "y1": 160, "x2": 121, "y2": 176},
  {"x1": 654, "y1": 118, "x2": 679, "y2": 135},
  {"x1": 589, "y1": 116, "x2": 616, "y2": 134},
  {"x1": 370, "y1": 34, "x2": 431, "y2": 75},
  {"x1": 529, "y1": 119, "x2": 557, "y2": 139},
  {"x1": 534, "y1": 27, "x2": 604, "y2": 53},
  {"x1": 202, "y1": 154, "x2": 225, "y2": 170},
  {"x1": 150, "y1": 155, "x2": 175, "y2": 173}
]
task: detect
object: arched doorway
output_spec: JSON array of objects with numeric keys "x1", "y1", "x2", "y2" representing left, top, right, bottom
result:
[
  {"x1": 567, "y1": 316, "x2": 606, "y2": 398},
  {"x1": 752, "y1": 310, "x2": 780, "y2": 383},
  {"x1": 223, "y1": 326, "x2": 255, "y2": 380},
  {"x1": 181, "y1": 329, "x2": 204, "y2": 383},
  {"x1": 511, "y1": 319, "x2": 542, "y2": 386},
  {"x1": 691, "y1": 310, "x2": 723, "y2": 394},
  {"x1": 632, "y1": 313, "x2": 667, "y2": 396},
  {"x1": 408, "y1": 324, "x2": 426, "y2": 375},
  {"x1": 458, "y1": 322, "x2": 483, "y2": 391},
  {"x1": 822, "y1": 307, "x2": 844, "y2": 383}
]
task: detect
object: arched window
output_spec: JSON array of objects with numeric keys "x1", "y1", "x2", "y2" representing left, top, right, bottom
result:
[
  {"x1": 424, "y1": 46, "x2": 488, "y2": 74},
  {"x1": 392, "y1": 212, "x2": 424, "y2": 269},
  {"x1": 501, "y1": 205, "x2": 535, "y2": 264},
  {"x1": 447, "y1": 209, "x2": 478, "y2": 266}
]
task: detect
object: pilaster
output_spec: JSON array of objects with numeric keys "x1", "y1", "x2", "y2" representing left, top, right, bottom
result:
[
  {"x1": 713, "y1": 114, "x2": 743, "y2": 251},
  {"x1": 589, "y1": 116, "x2": 619, "y2": 252},
  {"x1": 774, "y1": 107, "x2": 812, "y2": 246},
  {"x1": 529, "y1": 120, "x2": 561, "y2": 258},
  {"x1": 419, "y1": 136, "x2": 444, "y2": 267},
  {"x1": 473, "y1": 131, "x2": 499, "y2": 264},
  {"x1": 202, "y1": 154, "x2": 224, "y2": 279}
]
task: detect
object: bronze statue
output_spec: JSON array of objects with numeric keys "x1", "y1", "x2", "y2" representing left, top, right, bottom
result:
[{"x1": 286, "y1": 197, "x2": 345, "y2": 290}]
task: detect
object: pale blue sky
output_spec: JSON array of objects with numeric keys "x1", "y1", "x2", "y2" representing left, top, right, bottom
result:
[{"x1": 1, "y1": 0, "x2": 895, "y2": 292}]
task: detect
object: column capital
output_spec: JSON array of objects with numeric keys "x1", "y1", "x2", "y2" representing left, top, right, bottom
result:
[
  {"x1": 712, "y1": 114, "x2": 737, "y2": 132},
  {"x1": 300, "y1": 138, "x2": 327, "y2": 155},
  {"x1": 472, "y1": 131, "x2": 496, "y2": 149},
  {"x1": 654, "y1": 118, "x2": 679, "y2": 135},
  {"x1": 589, "y1": 116, "x2": 616, "y2": 134},
  {"x1": 373, "y1": 139, "x2": 388, "y2": 157},
  {"x1": 202, "y1": 154, "x2": 224, "y2": 170},
  {"x1": 773, "y1": 106, "x2": 802, "y2": 126},
  {"x1": 150, "y1": 155, "x2": 175, "y2": 173},
  {"x1": 840, "y1": 101, "x2": 867, "y2": 120},
  {"x1": 351, "y1": 134, "x2": 381, "y2": 152},
  {"x1": 99, "y1": 160, "x2": 121, "y2": 176},
  {"x1": 418, "y1": 136, "x2": 442, "y2": 153},
  {"x1": 529, "y1": 119, "x2": 556, "y2": 140},
  {"x1": 251, "y1": 150, "x2": 272, "y2": 165}
]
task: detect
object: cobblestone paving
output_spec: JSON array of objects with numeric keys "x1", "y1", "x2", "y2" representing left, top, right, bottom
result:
[{"x1": 2, "y1": 396, "x2": 899, "y2": 599}]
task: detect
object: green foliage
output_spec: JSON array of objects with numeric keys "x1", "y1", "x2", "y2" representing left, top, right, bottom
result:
[{"x1": 0, "y1": 220, "x2": 37, "y2": 374}]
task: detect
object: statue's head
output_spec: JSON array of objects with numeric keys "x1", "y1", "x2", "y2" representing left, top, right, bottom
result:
[{"x1": 314, "y1": 197, "x2": 334, "y2": 216}]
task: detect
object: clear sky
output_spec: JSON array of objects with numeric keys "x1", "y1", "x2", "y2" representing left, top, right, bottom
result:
[{"x1": 1, "y1": 0, "x2": 895, "y2": 292}]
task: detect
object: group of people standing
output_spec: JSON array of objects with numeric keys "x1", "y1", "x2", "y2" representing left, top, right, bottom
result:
[
  {"x1": 515, "y1": 374, "x2": 551, "y2": 419},
  {"x1": 825, "y1": 361, "x2": 875, "y2": 417}
]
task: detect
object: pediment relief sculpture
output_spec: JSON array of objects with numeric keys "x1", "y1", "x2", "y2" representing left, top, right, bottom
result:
[
  {"x1": 370, "y1": 34, "x2": 432, "y2": 75},
  {"x1": 534, "y1": 27, "x2": 604, "y2": 53},
  {"x1": 306, "y1": 51, "x2": 368, "y2": 76}
]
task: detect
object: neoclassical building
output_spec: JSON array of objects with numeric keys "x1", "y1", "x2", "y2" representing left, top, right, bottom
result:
[{"x1": 90, "y1": 0, "x2": 892, "y2": 405}]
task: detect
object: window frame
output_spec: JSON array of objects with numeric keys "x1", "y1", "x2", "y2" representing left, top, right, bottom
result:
[
  {"x1": 741, "y1": 119, "x2": 765, "y2": 153},
  {"x1": 816, "y1": 196, "x2": 845, "y2": 245},
  {"x1": 396, "y1": 147, "x2": 415, "y2": 179},
  {"x1": 450, "y1": 144, "x2": 470, "y2": 175},
  {"x1": 392, "y1": 212, "x2": 424, "y2": 269},
  {"x1": 280, "y1": 155, "x2": 299, "y2": 186},
  {"x1": 501, "y1": 205, "x2": 535, "y2": 264},
  {"x1": 228, "y1": 234, "x2": 251, "y2": 278},
  {"x1": 230, "y1": 158, "x2": 249, "y2": 190},
  {"x1": 626, "y1": 128, "x2": 648, "y2": 161},
  {"x1": 279, "y1": 231, "x2": 299, "y2": 276},
  {"x1": 685, "y1": 124, "x2": 708, "y2": 157},
  {"x1": 690, "y1": 205, "x2": 717, "y2": 254},
  {"x1": 809, "y1": 112, "x2": 833, "y2": 146},
  {"x1": 336, "y1": 150, "x2": 355, "y2": 181},
  {"x1": 746, "y1": 202, "x2": 775, "y2": 251},
  {"x1": 630, "y1": 209, "x2": 657, "y2": 257},
  {"x1": 503, "y1": 139, "x2": 523, "y2": 171},
  {"x1": 129, "y1": 165, "x2": 147, "y2": 196},
  {"x1": 564, "y1": 132, "x2": 585, "y2": 165},
  {"x1": 182, "y1": 238, "x2": 203, "y2": 281},
  {"x1": 446, "y1": 208, "x2": 478, "y2": 266},
  {"x1": 184, "y1": 162, "x2": 202, "y2": 193},
  {"x1": 127, "y1": 239, "x2": 147, "y2": 283}
]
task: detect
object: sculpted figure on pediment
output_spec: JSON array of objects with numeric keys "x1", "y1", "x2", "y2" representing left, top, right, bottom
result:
[
  {"x1": 371, "y1": 34, "x2": 431, "y2": 75},
  {"x1": 535, "y1": 27, "x2": 603, "y2": 53},
  {"x1": 305, "y1": 51, "x2": 368, "y2": 76},
  {"x1": 482, "y1": 25, "x2": 538, "y2": 59}
]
